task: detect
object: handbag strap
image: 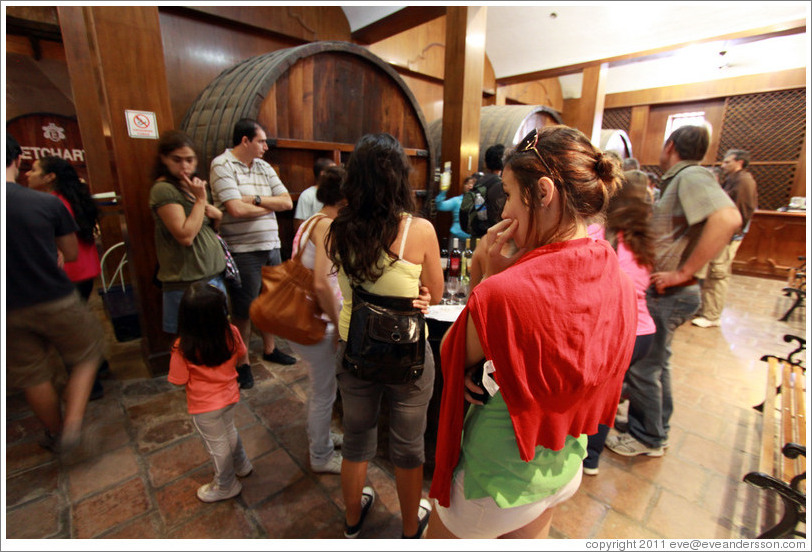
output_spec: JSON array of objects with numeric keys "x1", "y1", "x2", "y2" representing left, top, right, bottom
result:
[{"x1": 293, "y1": 213, "x2": 328, "y2": 261}]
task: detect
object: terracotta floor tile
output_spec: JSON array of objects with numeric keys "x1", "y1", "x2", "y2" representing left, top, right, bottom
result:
[
  {"x1": 233, "y1": 401, "x2": 258, "y2": 428},
  {"x1": 6, "y1": 461, "x2": 60, "y2": 508},
  {"x1": 146, "y1": 435, "x2": 210, "y2": 488},
  {"x1": 154, "y1": 471, "x2": 213, "y2": 528},
  {"x1": 594, "y1": 509, "x2": 662, "y2": 539},
  {"x1": 3, "y1": 274, "x2": 803, "y2": 540},
  {"x1": 6, "y1": 412, "x2": 46, "y2": 443},
  {"x1": 72, "y1": 477, "x2": 151, "y2": 538},
  {"x1": 628, "y1": 451, "x2": 709, "y2": 503},
  {"x1": 550, "y1": 489, "x2": 608, "y2": 539},
  {"x1": 166, "y1": 501, "x2": 257, "y2": 539},
  {"x1": 239, "y1": 447, "x2": 306, "y2": 507},
  {"x1": 99, "y1": 513, "x2": 162, "y2": 539},
  {"x1": 67, "y1": 445, "x2": 140, "y2": 501},
  {"x1": 648, "y1": 489, "x2": 734, "y2": 538},
  {"x1": 240, "y1": 421, "x2": 280, "y2": 460},
  {"x1": 5, "y1": 440, "x2": 57, "y2": 474},
  {"x1": 580, "y1": 462, "x2": 658, "y2": 521},
  {"x1": 253, "y1": 477, "x2": 342, "y2": 538},
  {"x1": 5, "y1": 494, "x2": 65, "y2": 538},
  {"x1": 253, "y1": 391, "x2": 307, "y2": 429},
  {"x1": 678, "y1": 433, "x2": 759, "y2": 478}
]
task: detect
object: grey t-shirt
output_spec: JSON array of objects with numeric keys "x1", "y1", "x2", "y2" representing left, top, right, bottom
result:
[{"x1": 651, "y1": 162, "x2": 736, "y2": 273}]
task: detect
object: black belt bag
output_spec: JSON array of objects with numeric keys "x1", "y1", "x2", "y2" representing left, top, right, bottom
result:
[{"x1": 343, "y1": 286, "x2": 426, "y2": 384}]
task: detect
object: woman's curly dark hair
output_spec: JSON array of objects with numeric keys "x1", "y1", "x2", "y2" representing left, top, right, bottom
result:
[
  {"x1": 326, "y1": 133, "x2": 415, "y2": 284},
  {"x1": 39, "y1": 156, "x2": 99, "y2": 244}
]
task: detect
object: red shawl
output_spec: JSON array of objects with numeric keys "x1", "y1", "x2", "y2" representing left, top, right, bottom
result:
[{"x1": 429, "y1": 238, "x2": 637, "y2": 507}]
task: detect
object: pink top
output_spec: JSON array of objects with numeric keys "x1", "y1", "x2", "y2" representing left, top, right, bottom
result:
[
  {"x1": 54, "y1": 193, "x2": 101, "y2": 283},
  {"x1": 167, "y1": 324, "x2": 247, "y2": 414},
  {"x1": 588, "y1": 224, "x2": 655, "y2": 336}
]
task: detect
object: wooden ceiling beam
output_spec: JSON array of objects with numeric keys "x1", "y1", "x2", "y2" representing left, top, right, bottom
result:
[
  {"x1": 496, "y1": 18, "x2": 806, "y2": 86},
  {"x1": 352, "y1": 6, "x2": 446, "y2": 45}
]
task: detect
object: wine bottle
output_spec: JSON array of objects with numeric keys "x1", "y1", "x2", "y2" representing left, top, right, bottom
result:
[
  {"x1": 440, "y1": 239, "x2": 449, "y2": 280},
  {"x1": 461, "y1": 237, "x2": 473, "y2": 283},
  {"x1": 449, "y1": 237, "x2": 461, "y2": 278}
]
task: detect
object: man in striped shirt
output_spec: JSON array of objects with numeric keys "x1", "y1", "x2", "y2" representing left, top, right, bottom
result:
[{"x1": 211, "y1": 118, "x2": 296, "y2": 389}]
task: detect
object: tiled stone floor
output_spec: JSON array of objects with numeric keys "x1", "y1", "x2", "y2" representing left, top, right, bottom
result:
[{"x1": 3, "y1": 273, "x2": 807, "y2": 540}]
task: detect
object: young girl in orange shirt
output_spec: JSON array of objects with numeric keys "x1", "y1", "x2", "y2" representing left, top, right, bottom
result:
[{"x1": 168, "y1": 282, "x2": 252, "y2": 502}]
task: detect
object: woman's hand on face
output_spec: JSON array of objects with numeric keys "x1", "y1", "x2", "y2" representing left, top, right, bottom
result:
[
  {"x1": 183, "y1": 174, "x2": 208, "y2": 202},
  {"x1": 204, "y1": 203, "x2": 222, "y2": 222},
  {"x1": 412, "y1": 285, "x2": 431, "y2": 314},
  {"x1": 463, "y1": 369, "x2": 486, "y2": 406},
  {"x1": 483, "y1": 219, "x2": 527, "y2": 277}
]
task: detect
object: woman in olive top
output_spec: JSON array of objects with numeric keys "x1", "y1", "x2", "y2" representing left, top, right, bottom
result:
[{"x1": 149, "y1": 130, "x2": 226, "y2": 334}]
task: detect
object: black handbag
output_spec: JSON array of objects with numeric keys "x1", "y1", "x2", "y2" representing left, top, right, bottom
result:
[{"x1": 343, "y1": 285, "x2": 426, "y2": 384}]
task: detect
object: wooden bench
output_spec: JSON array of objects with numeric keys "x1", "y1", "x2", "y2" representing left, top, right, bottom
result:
[
  {"x1": 780, "y1": 256, "x2": 805, "y2": 322},
  {"x1": 744, "y1": 335, "x2": 806, "y2": 538}
]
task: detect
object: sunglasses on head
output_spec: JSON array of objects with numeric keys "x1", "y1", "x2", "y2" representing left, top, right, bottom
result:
[{"x1": 516, "y1": 129, "x2": 553, "y2": 175}]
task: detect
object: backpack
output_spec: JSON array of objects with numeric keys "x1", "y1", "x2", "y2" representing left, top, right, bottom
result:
[{"x1": 459, "y1": 174, "x2": 501, "y2": 237}]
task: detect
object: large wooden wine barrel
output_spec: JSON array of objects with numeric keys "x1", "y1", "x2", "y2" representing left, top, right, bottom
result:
[
  {"x1": 427, "y1": 104, "x2": 563, "y2": 170},
  {"x1": 182, "y1": 41, "x2": 432, "y2": 259}
]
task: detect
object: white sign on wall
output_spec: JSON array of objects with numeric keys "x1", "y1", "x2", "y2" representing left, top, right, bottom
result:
[{"x1": 125, "y1": 110, "x2": 159, "y2": 139}]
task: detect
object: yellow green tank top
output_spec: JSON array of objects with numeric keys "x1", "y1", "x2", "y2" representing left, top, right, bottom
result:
[
  {"x1": 458, "y1": 390, "x2": 587, "y2": 508},
  {"x1": 337, "y1": 215, "x2": 423, "y2": 341}
]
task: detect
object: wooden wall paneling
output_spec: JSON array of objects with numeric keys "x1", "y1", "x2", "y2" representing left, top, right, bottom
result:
[
  {"x1": 441, "y1": 6, "x2": 487, "y2": 199},
  {"x1": 183, "y1": 6, "x2": 351, "y2": 42},
  {"x1": 628, "y1": 106, "x2": 650, "y2": 161},
  {"x1": 158, "y1": 9, "x2": 300, "y2": 129},
  {"x1": 604, "y1": 68, "x2": 806, "y2": 109},
  {"x1": 5, "y1": 34, "x2": 66, "y2": 60},
  {"x1": 790, "y1": 134, "x2": 806, "y2": 198},
  {"x1": 499, "y1": 79, "x2": 564, "y2": 113},
  {"x1": 640, "y1": 100, "x2": 725, "y2": 166},
  {"x1": 367, "y1": 16, "x2": 447, "y2": 81},
  {"x1": 352, "y1": 6, "x2": 446, "y2": 45},
  {"x1": 60, "y1": 5, "x2": 176, "y2": 375}
]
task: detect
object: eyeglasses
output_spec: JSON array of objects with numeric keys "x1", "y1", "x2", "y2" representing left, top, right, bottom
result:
[{"x1": 516, "y1": 129, "x2": 553, "y2": 175}]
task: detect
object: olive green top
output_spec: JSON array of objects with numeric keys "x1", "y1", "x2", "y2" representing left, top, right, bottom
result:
[{"x1": 149, "y1": 180, "x2": 225, "y2": 285}]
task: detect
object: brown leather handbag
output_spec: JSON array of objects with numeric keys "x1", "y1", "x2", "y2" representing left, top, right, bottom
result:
[{"x1": 249, "y1": 215, "x2": 327, "y2": 345}]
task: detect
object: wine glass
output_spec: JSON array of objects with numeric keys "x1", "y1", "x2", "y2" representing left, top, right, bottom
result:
[{"x1": 446, "y1": 276, "x2": 460, "y2": 305}]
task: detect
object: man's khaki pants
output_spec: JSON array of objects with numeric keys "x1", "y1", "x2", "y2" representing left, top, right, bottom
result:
[{"x1": 696, "y1": 239, "x2": 743, "y2": 322}]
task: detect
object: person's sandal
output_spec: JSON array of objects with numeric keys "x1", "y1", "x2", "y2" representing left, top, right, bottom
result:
[
  {"x1": 402, "y1": 498, "x2": 431, "y2": 538},
  {"x1": 344, "y1": 486, "x2": 375, "y2": 538}
]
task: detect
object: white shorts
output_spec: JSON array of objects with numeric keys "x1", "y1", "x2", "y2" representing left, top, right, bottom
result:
[{"x1": 434, "y1": 468, "x2": 582, "y2": 538}]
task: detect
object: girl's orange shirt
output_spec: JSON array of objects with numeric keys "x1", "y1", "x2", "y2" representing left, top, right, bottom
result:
[{"x1": 168, "y1": 324, "x2": 247, "y2": 414}]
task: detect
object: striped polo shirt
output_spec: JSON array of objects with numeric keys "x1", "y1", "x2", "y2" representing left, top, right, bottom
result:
[{"x1": 210, "y1": 149, "x2": 289, "y2": 253}]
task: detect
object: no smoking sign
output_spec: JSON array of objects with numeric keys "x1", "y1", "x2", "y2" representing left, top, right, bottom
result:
[{"x1": 125, "y1": 110, "x2": 159, "y2": 139}]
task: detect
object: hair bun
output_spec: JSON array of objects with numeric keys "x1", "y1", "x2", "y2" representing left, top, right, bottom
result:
[{"x1": 596, "y1": 153, "x2": 622, "y2": 197}]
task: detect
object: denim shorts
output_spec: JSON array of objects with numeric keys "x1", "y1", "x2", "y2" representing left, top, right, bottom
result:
[
  {"x1": 162, "y1": 275, "x2": 227, "y2": 334},
  {"x1": 335, "y1": 339, "x2": 435, "y2": 469},
  {"x1": 228, "y1": 249, "x2": 282, "y2": 319}
]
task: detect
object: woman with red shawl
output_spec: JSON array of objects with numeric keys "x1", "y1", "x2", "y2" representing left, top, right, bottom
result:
[{"x1": 427, "y1": 125, "x2": 638, "y2": 538}]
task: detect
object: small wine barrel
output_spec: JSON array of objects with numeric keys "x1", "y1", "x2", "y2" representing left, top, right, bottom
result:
[
  {"x1": 181, "y1": 40, "x2": 433, "y2": 258},
  {"x1": 599, "y1": 129, "x2": 633, "y2": 159},
  {"x1": 427, "y1": 104, "x2": 563, "y2": 170}
]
